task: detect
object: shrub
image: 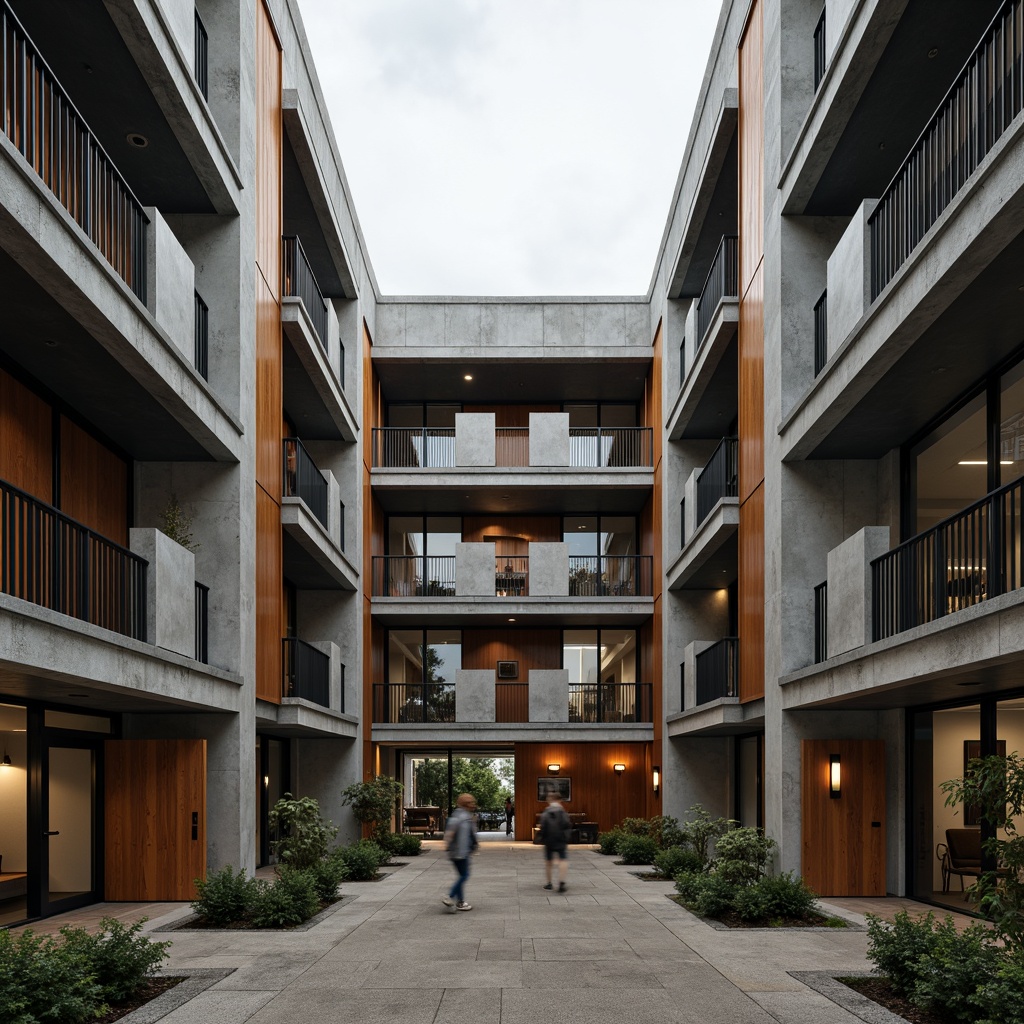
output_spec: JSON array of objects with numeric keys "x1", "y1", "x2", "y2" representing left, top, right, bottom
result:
[
  {"x1": 913, "y1": 919, "x2": 1004, "y2": 1024},
  {"x1": 714, "y1": 827, "x2": 776, "y2": 884},
  {"x1": 673, "y1": 869, "x2": 704, "y2": 902},
  {"x1": 268, "y1": 794, "x2": 338, "y2": 870},
  {"x1": 192, "y1": 865, "x2": 257, "y2": 926},
  {"x1": 654, "y1": 846, "x2": 703, "y2": 878},
  {"x1": 617, "y1": 834, "x2": 658, "y2": 865},
  {"x1": 866, "y1": 910, "x2": 941, "y2": 997},
  {"x1": 341, "y1": 776, "x2": 404, "y2": 844},
  {"x1": 338, "y1": 839, "x2": 385, "y2": 881},
  {"x1": 306, "y1": 853, "x2": 349, "y2": 903},
  {"x1": 972, "y1": 951, "x2": 1024, "y2": 1024},
  {"x1": 597, "y1": 828, "x2": 623, "y2": 855},
  {"x1": 688, "y1": 873, "x2": 737, "y2": 919},
  {"x1": 619, "y1": 815, "x2": 681, "y2": 849},
  {"x1": 59, "y1": 918, "x2": 170, "y2": 1004},
  {"x1": 249, "y1": 868, "x2": 320, "y2": 928},
  {"x1": 680, "y1": 805, "x2": 736, "y2": 868},
  {"x1": 392, "y1": 832, "x2": 423, "y2": 857},
  {"x1": 733, "y1": 873, "x2": 817, "y2": 922}
]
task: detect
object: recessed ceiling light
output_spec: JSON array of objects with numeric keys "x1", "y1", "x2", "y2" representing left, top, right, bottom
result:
[
  {"x1": 126, "y1": 132, "x2": 149, "y2": 148},
  {"x1": 928, "y1": 47, "x2": 939, "y2": 58},
  {"x1": 44, "y1": 340, "x2": 57, "y2": 347},
  {"x1": 463, "y1": 374, "x2": 473, "y2": 381},
  {"x1": 958, "y1": 460, "x2": 1013, "y2": 465},
  {"x1": 508, "y1": 617, "x2": 516, "y2": 622}
]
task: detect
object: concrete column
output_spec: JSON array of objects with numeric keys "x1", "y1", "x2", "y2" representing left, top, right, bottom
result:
[
  {"x1": 528, "y1": 542, "x2": 569, "y2": 596},
  {"x1": 826, "y1": 199, "x2": 878, "y2": 357},
  {"x1": 129, "y1": 528, "x2": 196, "y2": 658},
  {"x1": 455, "y1": 413, "x2": 495, "y2": 467},
  {"x1": 144, "y1": 208, "x2": 196, "y2": 362},
  {"x1": 826, "y1": 526, "x2": 890, "y2": 658},
  {"x1": 682, "y1": 299, "x2": 697, "y2": 378},
  {"x1": 529, "y1": 413, "x2": 569, "y2": 466},
  {"x1": 456, "y1": 669, "x2": 495, "y2": 723},
  {"x1": 529, "y1": 669, "x2": 569, "y2": 723},
  {"x1": 324, "y1": 469, "x2": 342, "y2": 550},
  {"x1": 455, "y1": 542, "x2": 496, "y2": 597}
]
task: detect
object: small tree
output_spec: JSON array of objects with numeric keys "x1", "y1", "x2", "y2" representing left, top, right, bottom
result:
[
  {"x1": 342, "y1": 775, "x2": 404, "y2": 842},
  {"x1": 268, "y1": 794, "x2": 338, "y2": 869},
  {"x1": 159, "y1": 495, "x2": 199, "y2": 552},
  {"x1": 680, "y1": 804, "x2": 736, "y2": 869}
]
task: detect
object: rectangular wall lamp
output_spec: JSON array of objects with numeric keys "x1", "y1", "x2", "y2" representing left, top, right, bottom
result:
[
  {"x1": 613, "y1": 763, "x2": 626, "y2": 775},
  {"x1": 830, "y1": 754, "x2": 841, "y2": 798},
  {"x1": 653, "y1": 765, "x2": 660, "y2": 796}
]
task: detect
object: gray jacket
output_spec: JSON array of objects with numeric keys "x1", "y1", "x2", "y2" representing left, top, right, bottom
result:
[{"x1": 445, "y1": 807, "x2": 478, "y2": 860}]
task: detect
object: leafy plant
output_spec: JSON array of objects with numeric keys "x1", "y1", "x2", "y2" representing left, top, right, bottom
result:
[
  {"x1": 733, "y1": 873, "x2": 818, "y2": 921},
  {"x1": 268, "y1": 794, "x2": 339, "y2": 870},
  {"x1": 249, "y1": 868, "x2": 320, "y2": 928},
  {"x1": 597, "y1": 828, "x2": 624, "y2": 855},
  {"x1": 159, "y1": 495, "x2": 199, "y2": 552},
  {"x1": 414, "y1": 758, "x2": 505, "y2": 812},
  {"x1": 972, "y1": 950, "x2": 1024, "y2": 1024},
  {"x1": 912, "y1": 918, "x2": 1003, "y2": 1024},
  {"x1": 617, "y1": 834, "x2": 659, "y2": 865},
  {"x1": 337, "y1": 839, "x2": 385, "y2": 881},
  {"x1": 619, "y1": 815, "x2": 681, "y2": 849},
  {"x1": 680, "y1": 804, "x2": 736, "y2": 869},
  {"x1": 341, "y1": 776, "x2": 404, "y2": 843},
  {"x1": 866, "y1": 910, "x2": 941, "y2": 997},
  {"x1": 59, "y1": 918, "x2": 170, "y2": 1004},
  {"x1": 306, "y1": 853, "x2": 349, "y2": 902},
  {"x1": 688, "y1": 873, "x2": 737, "y2": 919},
  {"x1": 654, "y1": 845, "x2": 703, "y2": 878},
  {"x1": 192, "y1": 865, "x2": 257, "y2": 925},
  {"x1": 714, "y1": 827, "x2": 776, "y2": 884},
  {"x1": 389, "y1": 832, "x2": 423, "y2": 857}
]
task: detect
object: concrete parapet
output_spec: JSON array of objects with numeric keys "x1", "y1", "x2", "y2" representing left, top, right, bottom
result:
[
  {"x1": 129, "y1": 527, "x2": 196, "y2": 658},
  {"x1": 529, "y1": 542, "x2": 569, "y2": 596},
  {"x1": 456, "y1": 669, "x2": 496, "y2": 722},
  {"x1": 455, "y1": 413, "x2": 496, "y2": 467},
  {"x1": 529, "y1": 413, "x2": 569, "y2": 466},
  {"x1": 683, "y1": 468, "x2": 699, "y2": 542},
  {"x1": 455, "y1": 542, "x2": 496, "y2": 597},
  {"x1": 681, "y1": 640, "x2": 716, "y2": 712},
  {"x1": 681, "y1": 299, "x2": 698, "y2": 383},
  {"x1": 324, "y1": 469, "x2": 343, "y2": 550},
  {"x1": 529, "y1": 669, "x2": 569, "y2": 723},
  {"x1": 826, "y1": 199, "x2": 877, "y2": 358},
  {"x1": 155, "y1": 0, "x2": 195, "y2": 78},
  {"x1": 826, "y1": 526, "x2": 890, "y2": 658},
  {"x1": 144, "y1": 207, "x2": 196, "y2": 362},
  {"x1": 824, "y1": 0, "x2": 858, "y2": 64}
]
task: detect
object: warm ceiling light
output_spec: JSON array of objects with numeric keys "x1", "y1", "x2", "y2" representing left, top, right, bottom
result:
[
  {"x1": 958, "y1": 460, "x2": 1013, "y2": 465},
  {"x1": 928, "y1": 47, "x2": 939, "y2": 58},
  {"x1": 652, "y1": 765, "x2": 660, "y2": 796},
  {"x1": 547, "y1": 763, "x2": 560, "y2": 774},
  {"x1": 508, "y1": 617, "x2": 516, "y2": 622},
  {"x1": 1, "y1": 752, "x2": 11, "y2": 767},
  {"x1": 126, "y1": 132, "x2": 149, "y2": 148},
  {"x1": 463, "y1": 374, "x2": 473, "y2": 380},
  {"x1": 613, "y1": 763, "x2": 626, "y2": 775}
]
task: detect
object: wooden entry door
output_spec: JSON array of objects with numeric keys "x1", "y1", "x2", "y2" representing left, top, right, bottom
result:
[
  {"x1": 104, "y1": 739, "x2": 206, "y2": 900},
  {"x1": 801, "y1": 739, "x2": 886, "y2": 897}
]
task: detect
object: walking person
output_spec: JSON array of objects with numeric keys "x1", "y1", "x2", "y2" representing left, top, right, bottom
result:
[
  {"x1": 539, "y1": 789, "x2": 571, "y2": 892},
  {"x1": 442, "y1": 793, "x2": 478, "y2": 912},
  {"x1": 504, "y1": 796, "x2": 514, "y2": 837}
]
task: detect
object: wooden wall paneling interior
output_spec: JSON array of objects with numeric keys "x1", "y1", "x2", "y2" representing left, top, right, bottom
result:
[
  {"x1": 800, "y1": 739, "x2": 886, "y2": 897},
  {"x1": 462, "y1": 629, "x2": 562, "y2": 675},
  {"x1": 738, "y1": 483, "x2": 764, "y2": 702},
  {"x1": 255, "y1": 487, "x2": 283, "y2": 702},
  {"x1": 462, "y1": 516, "x2": 561, "y2": 545},
  {"x1": 104, "y1": 738, "x2": 207, "y2": 900},
  {"x1": 514, "y1": 741, "x2": 651, "y2": 841},
  {"x1": 0, "y1": 368, "x2": 52, "y2": 500},
  {"x1": 738, "y1": 0, "x2": 764, "y2": 297},
  {"x1": 463, "y1": 404, "x2": 559, "y2": 426},
  {"x1": 59, "y1": 416, "x2": 128, "y2": 545}
]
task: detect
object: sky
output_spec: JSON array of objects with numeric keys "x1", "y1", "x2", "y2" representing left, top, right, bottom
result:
[{"x1": 295, "y1": 1, "x2": 722, "y2": 297}]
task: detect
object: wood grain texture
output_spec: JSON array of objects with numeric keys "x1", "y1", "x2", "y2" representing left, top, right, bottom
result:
[
  {"x1": 738, "y1": 264, "x2": 764, "y2": 503},
  {"x1": 255, "y1": 275, "x2": 282, "y2": 498},
  {"x1": 801, "y1": 739, "x2": 886, "y2": 897},
  {"x1": 363, "y1": 322, "x2": 377, "y2": 781},
  {"x1": 462, "y1": 629, "x2": 561, "y2": 676},
  {"x1": 255, "y1": 1, "x2": 281, "y2": 299},
  {"x1": 59, "y1": 416, "x2": 127, "y2": 546},
  {"x1": 0, "y1": 368, "x2": 52, "y2": 501},
  {"x1": 462, "y1": 516, "x2": 561, "y2": 546},
  {"x1": 738, "y1": 0, "x2": 764, "y2": 298},
  {"x1": 256, "y1": 486, "x2": 282, "y2": 703},
  {"x1": 463, "y1": 404, "x2": 559, "y2": 427},
  {"x1": 738, "y1": 481, "x2": 764, "y2": 702},
  {"x1": 104, "y1": 739, "x2": 206, "y2": 901},
  {"x1": 495, "y1": 683, "x2": 529, "y2": 722}
]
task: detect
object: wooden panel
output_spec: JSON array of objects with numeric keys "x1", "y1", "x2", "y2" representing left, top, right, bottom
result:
[
  {"x1": 104, "y1": 739, "x2": 206, "y2": 900},
  {"x1": 495, "y1": 683, "x2": 529, "y2": 723},
  {"x1": 738, "y1": 482, "x2": 764, "y2": 702},
  {"x1": 255, "y1": 275, "x2": 282, "y2": 497},
  {"x1": 255, "y1": 0, "x2": 281, "y2": 298},
  {"x1": 463, "y1": 404, "x2": 558, "y2": 427},
  {"x1": 801, "y1": 739, "x2": 886, "y2": 897},
  {"x1": 59, "y1": 416, "x2": 127, "y2": 546},
  {"x1": 462, "y1": 516, "x2": 561, "y2": 546},
  {"x1": 738, "y1": 265, "x2": 764, "y2": 502},
  {"x1": 256, "y1": 486, "x2": 282, "y2": 703},
  {"x1": 738, "y1": 0, "x2": 764, "y2": 297},
  {"x1": 514, "y1": 741, "x2": 650, "y2": 841},
  {"x1": 0, "y1": 369, "x2": 52, "y2": 500},
  {"x1": 462, "y1": 629, "x2": 561, "y2": 676}
]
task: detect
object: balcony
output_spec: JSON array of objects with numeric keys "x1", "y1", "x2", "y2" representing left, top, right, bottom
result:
[
  {"x1": 696, "y1": 437, "x2": 738, "y2": 525},
  {"x1": 669, "y1": 639, "x2": 761, "y2": 738},
  {"x1": 813, "y1": 6, "x2": 827, "y2": 91},
  {"x1": 194, "y1": 9, "x2": 209, "y2": 100},
  {"x1": 373, "y1": 683, "x2": 455, "y2": 723},
  {"x1": 283, "y1": 638, "x2": 330, "y2": 708},
  {"x1": 694, "y1": 235, "x2": 739, "y2": 353},
  {"x1": 694, "y1": 638, "x2": 738, "y2": 707},
  {"x1": 568, "y1": 683, "x2": 653, "y2": 723},
  {"x1": 283, "y1": 235, "x2": 328, "y2": 352}
]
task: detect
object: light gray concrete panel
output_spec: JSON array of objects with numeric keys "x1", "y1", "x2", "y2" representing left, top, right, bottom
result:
[
  {"x1": 824, "y1": 0, "x2": 860, "y2": 65},
  {"x1": 130, "y1": 527, "x2": 196, "y2": 658},
  {"x1": 144, "y1": 207, "x2": 196, "y2": 363},
  {"x1": 456, "y1": 669, "x2": 495, "y2": 723},
  {"x1": 528, "y1": 543, "x2": 568, "y2": 597},
  {"x1": 825, "y1": 200, "x2": 876, "y2": 358},
  {"x1": 683, "y1": 468, "x2": 699, "y2": 542},
  {"x1": 455, "y1": 543, "x2": 496, "y2": 597},
  {"x1": 374, "y1": 303, "x2": 407, "y2": 346},
  {"x1": 455, "y1": 414, "x2": 496, "y2": 467},
  {"x1": 444, "y1": 303, "x2": 482, "y2": 346},
  {"x1": 306, "y1": 640, "x2": 342, "y2": 712},
  {"x1": 529, "y1": 669, "x2": 569, "y2": 723},
  {"x1": 324, "y1": 470, "x2": 343, "y2": 552},
  {"x1": 583, "y1": 303, "x2": 626, "y2": 346},
  {"x1": 528, "y1": 413, "x2": 569, "y2": 467},
  {"x1": 480, "y1": 304, "x2": 543, "y2": 348},
  {"x1": 542, "y1": 304, "x2": 585, "y2": 348},
  {"x1": 402, "y1": 302, "x2": 445, "y2": 348},
  {"x1": 826, "y1": 526, "x2": 890, "y2": 658}
]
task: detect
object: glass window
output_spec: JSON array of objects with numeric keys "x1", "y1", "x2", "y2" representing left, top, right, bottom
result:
[
  {"x1": 600, "y1": 405, "x2": 637, "y2": 428},
  {"x1": 388, "y1": 517, "x2": 422, "y2": 557},
  {"x1": 388, "y1": 630, "x2": 422, "y2": 684},
  {"x1": 388, "y1": 404, "x2": 423, "y2": 428},
  {"x1": 425, "y1": 517, "x2": 461, "y2": 557},
  {"x1": 564, "y1": 404, "x2": 597, "y2": 428},
  {"x1": 425, "y1": 630, "x2": 461, "y2": 685},
  {"x1": 563, "y1": 629, "x2": 597, "y2": 685},
  {"x1": 599, "y1": 628, "x2": 636, "y2": 682},
  {"x1": 564, "y1": 517, "x2": 598, "y2": 556},
  {"x1": 1001, "y1": 362, "x2": 1024, "y2": 485},
  {"x1": 600, "y1": 516, "x2": 636, "y2": 557},
  {"x1": 425, "y1": 404, "x2": 460, "y2": 428},
  {"x1": 0, "y1": 703, "x2": 27, "y2": 926}
]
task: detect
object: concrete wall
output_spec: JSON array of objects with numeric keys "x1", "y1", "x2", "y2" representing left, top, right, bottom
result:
[
  {"x1": 455, "y1": 413, "x2": 496, "y2": 467},
  {"x1": 529, "y1": 669, "x2": 569, "y2": 723},
  {"x1": 826, "y1": 200, "x2": 877, "y2": 358},
  {"x1": 455, "y1": 543, "x2": 496, "y2": 597},
  {"x1": 129, "y1": 528, "x2": 197, "y2": 659},
  {"x1": 824, "y1": 0, "x2": 859, "y2": 61},
  {"x1": 529, "y1": 413, "x2": 569, "y2": 467},
  {"x1": 456, "y1": 669, "x2": 495, "y2": 723},
  {"x1": 826, "y1": 526, "x2": 889, "y2": 658},
  {"x1": 529, "y1": 542, "x2": 569, "y2": 597},
  {"x1": 144, "y1": 208, "x2": 196, "y2": 363}
]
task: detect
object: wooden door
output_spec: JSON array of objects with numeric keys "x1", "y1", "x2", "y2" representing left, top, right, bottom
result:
[{"x1": 104, "y1": 739, "x2": 207, "y2": 900}]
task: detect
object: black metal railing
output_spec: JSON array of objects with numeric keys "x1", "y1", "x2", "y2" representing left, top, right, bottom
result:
[
  {"x1": 813, "y1": 6, "x2": 827, "y2": 90},
  {"x1": 567, "y1": 555, "x2": 653, "y2": 597},
  {"x1": 568, "y1": 683, "x2": 653, "y2": 723},
  {"x1": 283, "y1": 438, "x2": 328, "y2": 529},
  {"x1": 372, "y1": 555, "x2": 457, "y2": 597},
  {"x1": 695, "y1": 638, "x2": 738, "y2": 706},
  {"x1": 372, "y1": 682, "x2": 456, "y2": 723},
  {"x1": 813, "y1": 289, "x2": 828, "y2": 376},
  {"x1": 695, "y1": 235, "x2": 739, "y2": 350},
  {"x1": 282, "y1": 235, "x2": 329, "y2": 350},
  {"x1": 680, "y1": 338, "x2": 686, "y2": 386},
  {"x1": 194, "y1": 580, "x2": 209, "y2": 663},
  {"x1": 338, "y1": 500, "x2": 345, "y2": 552},
  {"x1": 495, "y1": 555, "x2": 529, "y2": 596},
  {"x1": 680, "y1": 497, "x2": 686, "y2": 549},
  {"x1": 869, "y1": 0, "x2": 1024, "y2": 299},
  {"x1": 696, "y1": 437, "x2": 738, "y2": 526},
  {"x1": 814, "y1": 580, "x2": 828, "y2": 663},
  {"x1": 872, "y1": 475, "x2": 1024, "y2": 641},
  {"x1": 1, "y1": 3, "x2": 148, "y2": 301},
  {"x1": 568, "y1": 427, "x2": 654, "y2": 467},
  {"x1": 194, "y1": 8, "x2": 209, "y2": 99},
  {"x1": 338, "y1": 339, "x2": 345, "y2": 389},
  {"x1": 194, "y1": 290, "x2": 209, "y2": 381},
  {"x1": 0, "y1": 477, "x2": 147, "y2": 640},
  {"x1": 283, "y1": 638, "x2": 330, "y2": 707},
  {"x1": 680, "y1": 662, "x2": 686, "y2": 711},
  {"x1": 371, "y1": 427, "x2": 456, "y2": 468}
]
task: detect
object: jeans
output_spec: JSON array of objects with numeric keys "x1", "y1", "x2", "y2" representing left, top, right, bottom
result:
[
  {"x1": 448, "y1": 858, "x2": 470, "y2": 902},
  {"x1": 505, "y1": 812, "x2": 513, "y2": 835}
]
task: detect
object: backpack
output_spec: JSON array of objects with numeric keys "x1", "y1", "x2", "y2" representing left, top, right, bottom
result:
[{"x1": 542, "y1": 805, "x2": 571, "y2": 846}]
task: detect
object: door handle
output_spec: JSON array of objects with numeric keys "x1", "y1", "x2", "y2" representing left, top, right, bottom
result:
[{"x1": 44, "y1": 830, "x2": 60, "y2": 836}]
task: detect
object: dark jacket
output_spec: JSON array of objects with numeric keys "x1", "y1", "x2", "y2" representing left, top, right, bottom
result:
[{"x1": 539, "y1": 802, "x2": 571, "y2": 849}]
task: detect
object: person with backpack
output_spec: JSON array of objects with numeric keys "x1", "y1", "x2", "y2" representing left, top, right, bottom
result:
[
  {"x1": 539, "y1": 789, "x2": 571, "y2": 892},
  {"x1": 442, "y1": 792, "x2": 478, "y2": 911}
]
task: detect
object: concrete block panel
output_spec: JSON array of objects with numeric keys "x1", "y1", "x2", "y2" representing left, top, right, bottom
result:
[
  {"x1": 529, "y1": 413, "x2": 569, "y2": 466},
  {"x1": 481, "y1": 304, "x2": 543, "y2": 348},
  {"x1": 144, "y1": 207, "x2": 195, "y2": 361},
  {"x1": 584, "y1": 303, "x2": 626, "y2": 346},
  {"x1": 375, "y1": 303, "x2": 407, "y2": 346},
  {"x1": 529, "y1": 542, "x2": 569, "y2": 597},
  {"x1": 456, "y1": 413, "x2": 496, "y2": 467},
  {"x1": 529, "y1": 669, "x2": 569, "y2": 723},
  {"x1": 543, "y1": 304, "x2": 584, "y2": 348},
  {"x1": 826, "y1": 199, "x2": 877, "y2": 358},
  {"x1": 324, "y1": 469, "x2": 343, "y2": 550},
  {"x1": 129, "y1": 527, "x2": 196, "y2": 658},
  {"x1": 456, "y1": 669, "x2": 496, "y2": 723},
  {"x1": 826, "y1": 526, "x2": 890, "y2": 658},
  {"x1": 625, "y1": 303, "x2": 651, "y2": 347},
  {"x1": 402, "y1": 303, "x2": 444, "y2": 348},
  {"x1": 683, "y1": 469, "x2": 699, "y2": 543},
  {"x1": 444, "y1": 303, "x2": 482, "y2": 346},
  {"x1": 155, "y1": 0, "x2": 195, "y2": 77},
  {"x1": 455, "y1": 542, "x2": 496, "y2": 597}
]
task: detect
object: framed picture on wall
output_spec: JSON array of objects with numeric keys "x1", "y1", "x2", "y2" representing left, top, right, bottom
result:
[
  {"x1": 963, "y1": 740, "x2": 1006, "y2": 826},
  {"x1": 537, "y1": 777, "x2": 571, "y2": 802},
  {"x1": 497, "y1": 660, "x2": 519, "y2": 679}
]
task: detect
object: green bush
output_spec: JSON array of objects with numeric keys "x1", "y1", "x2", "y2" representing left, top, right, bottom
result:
[
  {"x1": 654, "y1": 846, "x2": 703, "y2": 878},
  {"x1": 680, "y1": 804, "x2": 736, "y2": 869},
  {"x1": 249, "y1": 868, "x2": 320, "y2": 928},
  {"x1": 972, "y1": 951, "x2": 1024, "y2": 1024},
  {"x1": 688, "y1": 873, "x2": 737, "y2": 919},
  {"x1": 733, "y1": 873, "x2": 817, "y2": 922},
  {"x1": 618, "y1": 815, "x2": 681, "y2": 849},
  {"x1": 192, "y1": 865, "x2": 257, "y2": 926},
  {"x1": 338, "y1": 839, "x2": 385, "y2": 881},
  {"x1": 913, "y1": 919, "x2": 1003, "y2": 1024},
  {"x1": 268, "y1": 794, "x2": 339, "y2": 870},
  {"x1": 617, "y1": 834, "x2": 658, "y2": 865},
  {"x1": 597, "y1": 828, "x2": 623, "y2": 855},
  {"x1": 392, "y1": 832, "x2": 423, "y2": 856},
  {"x1": 306, "y1": 852, "x2": 348, "y2": 903},
  {"x1": 341, "y1": 776, "x2": 404, "y2": 845},
  {"x1": 715, "y1": 827, "x2": 776, "y2": 884},
  {"x1": 59, "y1": 918, "x2": 170, "y2": 1004},
  {"x1": 866, "y1": 910, "x2": 941, "y2": 997}
]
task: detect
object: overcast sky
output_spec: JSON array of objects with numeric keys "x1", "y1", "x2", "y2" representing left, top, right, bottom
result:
[{"x1": 295, "y1": 1, "x2": 721, "y2": 296}]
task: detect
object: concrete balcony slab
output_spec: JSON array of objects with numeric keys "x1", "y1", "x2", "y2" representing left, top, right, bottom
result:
[
  {"x1": 281, "y1": 498, "x2": 358, "y2": 591},
  {"x1": 257, "y1": 698, "x2": 358, "y2": 739},
  {"x1": 369, "y1": 596, "x2": 654, "y2": 627},
  {"x1": 667, "y1": 498, "x2": 739, "y2": 590},
  {"x1": 666, "y1": 697, "x2": 764, "y2": 738},
  {"x1": 371, "y1": 722, "x2": 653, "y2": 745}
]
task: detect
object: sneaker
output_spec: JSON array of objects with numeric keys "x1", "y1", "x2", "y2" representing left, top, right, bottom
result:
[
  {"x1": 456, "y1": 901, "x2": 472, "y2": 911},
  {"x1": 543, "y1": 883, "x2": 553, "y2": 890},
  {"x1": 442, "y1": 896, "x2": 454, "y2": 907},
  {"x1": 558, "y1": 882, "x2": 567, "y2": 893}
]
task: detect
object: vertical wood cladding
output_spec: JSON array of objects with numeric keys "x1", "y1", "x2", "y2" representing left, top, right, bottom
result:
[
  {"x1": 255, "y1": 2, "x2": 282, "y2": 300},
  {"x1": 738, "y1": 483, "x2": 764, "y2": 701},
  {"x1": 255, "y1": 277, "x2": 283, "y2": 498},
  {"x1": 462, "y1": 516, "x2": 561, "y2": 545},
  {"x1": 0, "y1": 368, "x2": 52, "y2": 500},
  {"x1": 255, "y1": 487, "x2": 283, "y2": 701},
  {"x1": 363, "y1": 324, "x2": 377, "y2": 781},
  {"x1": 60, "y1": 416, "x2": 128, "y2": 546},
  {"x1": 738, "y1": 266, "x2": 764, "y2": 503},
  {"x1": 738, "y1": 0, "x2": 764, "y2": 297},
  {"x1": 801, "y1": 739, "x2": 887, "y2": 896},
  {"x1": 463, "y1": 404, "x2": 558, "y2": 426},
  {"x1": 645, "y1": 324, "x2": 663, "y2": 816},
  {"x1": 462, "y1": 629, "x2": 562, "y2": 675}
]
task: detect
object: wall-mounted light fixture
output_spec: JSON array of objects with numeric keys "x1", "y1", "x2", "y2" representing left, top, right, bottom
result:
[
  {"x1": 613, "y1": 763, "x2": 626, "y2": 776},
  {"x1": 829, "y1": 754, "x2": 841, "y2": 799},
  {"x1": 2, "y1": 750, "x2": 11, "y2": 767},
  {"x1": 652, "y1": 765, "x2": 660, "y2": 796},
  {"x1": 547, "y1": 763, "x2": 560, "y2": 774}
]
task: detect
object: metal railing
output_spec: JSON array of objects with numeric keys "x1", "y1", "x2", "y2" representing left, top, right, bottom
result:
[
  {"x1": 283, "y1": 638, "x2": 330, "y2": 707},
  {"x1": 869, "y1": 0, "x2": 1024, "y2": 299},
  {"x1": 872, "y1": 474, "x2": 1024, "y2": 641},
  {"x1": 814, "y1": 580, "x2": 828, "y2": 664},
  {"x1": 194, "y1": 290, "x2": 209, "y2": 381},
  {"x1": 680, "y1": 338, "x2": 686, "y2": 386},
  {"x1": 695, "y1": 235, "x2": 739, "y2": 350},
  {"x1": 372, "y1": 682, "x2": 456, "y2": 723},
  {"x1": 194, "y1": 8, "x2": 209, "y2": 100},
  {"x1": 680, "y1": 662, "x2": 686, "y2": 711},
  {"x1": 1, "y1": 2, "x2": 148, "y2": 301},
  {"x1": 338, "y1": 339, "x2": 345, "y2": 389},
  {"x1": 371, "y1": 427, "x2": 456, "y2": 468},
  {"x1": 680, "y1": 497, "x2": 686, "y2": 549},
  {"x1": 568, "y1": 683, "x2": 653, "y2": 723},
  {"x1": 194, "y1": 580, "x2": 209, "y2": 664},
  {"x1": 495, "y1": 554, "x2": 529, "y2": 596},
  {"x1": 569, "y1": 427, "x2": 653, "y2": 467},
  {"x1": 696, "y1": 437, "x2": 738, "y2": 526},
  {"x1": 283, "y1": 438, "x2": 328, "y2": 529},
  {"x1": 567, "y1": 555, "x2": 653, "y2": 597},
  {"x1": 813, "y1": 289, "x2": 828, "y2": 376},
  {"x1": 338, "y1": 500, "x2": 345, "y2": 552},
  {"x1": 282, "y1": 235, "x2": 329, "y2": 350},
  {"x1": 371, "y1": 555, "x2": 456, "y2": 597},
  {"x1": 813, "y1": 6, "x2": 827, "y2": 90},
  {"x1": 695, "y1": 638, "x2": 738, "y2": 706},
  {"x1": 0, "y1": 477, "x2": 147, "y2": 640},
  {"x1": 495, "y1": 427, "x2": 529, "y2": 466}
]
